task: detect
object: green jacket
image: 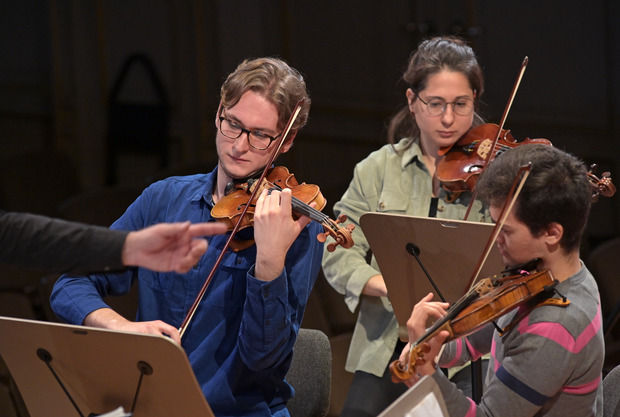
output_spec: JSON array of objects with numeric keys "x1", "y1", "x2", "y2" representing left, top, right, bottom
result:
[{"x1": 322, "y1": 138, "x2": 489, "y2": 376}]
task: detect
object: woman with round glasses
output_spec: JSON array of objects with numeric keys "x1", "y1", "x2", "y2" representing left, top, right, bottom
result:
[{"x1": 321, "y1": 36, "x2": 491, "y2": 416}]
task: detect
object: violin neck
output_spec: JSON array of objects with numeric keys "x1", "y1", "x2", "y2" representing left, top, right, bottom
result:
[
  {"x1": 414, "y1": 281, "x2": 486, "y2": 346},
  {"x1": 290, "y1": 196, "x2": 324, "y2": 222}
]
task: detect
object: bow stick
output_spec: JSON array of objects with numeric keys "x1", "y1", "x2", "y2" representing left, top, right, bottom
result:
[{"x1": 178, "y1": 99, "x2": 305, "y2": 338}]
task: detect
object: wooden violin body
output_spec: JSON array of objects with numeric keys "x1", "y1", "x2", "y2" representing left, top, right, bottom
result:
[
  {"x1": 437, "y1": 123, "x2": 552, "y2": 195},
  {"x1": 211, "y1": 166, "x2": 354, "y2": 252},
  {"x1": 389, "y1": 266, "x2": 563, "y2": 383},
  {"x1": 212, "y1": 166, "x2": 326, "y2": 229}
]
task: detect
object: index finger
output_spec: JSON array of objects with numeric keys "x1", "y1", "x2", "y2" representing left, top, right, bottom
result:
[
  {"x1": 187, "y1": 222, "x2": 228, "y2": 237},
  {"x1": 279, "y1": 188, "x2": 293, "y2": 210}
]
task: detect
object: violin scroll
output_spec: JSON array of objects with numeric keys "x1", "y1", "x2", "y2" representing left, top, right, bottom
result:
[
  {"x1": 587, "y1": 164, "x2": 616, "y2": 201},
  {"x1": 318, "y1": 214, "x2": 355, "y2": 252},
  {"x1": 389, "y1": 342, "x2": 431, "y2": 383}
]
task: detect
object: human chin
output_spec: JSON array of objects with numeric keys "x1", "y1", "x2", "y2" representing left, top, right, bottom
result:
[
  {"x1": 218, "y1": 158, "x2": 255, "y2": 180},
  {"x1": 433, "y1": 134, "x2": 459, "y2": 149}
]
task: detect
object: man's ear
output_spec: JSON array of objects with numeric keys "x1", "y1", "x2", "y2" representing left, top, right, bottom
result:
[
  {"x1": 214, "y1": 102, "x2": 222, "y2": 128},
  {"x1": 279, "y1": 131, "x2": 297, "y2": 154},
  {"x1": 545, "y1": 222, "x2": 564, "y2": 246}
]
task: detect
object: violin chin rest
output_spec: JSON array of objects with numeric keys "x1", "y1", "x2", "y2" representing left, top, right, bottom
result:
[{"x1": 539, "y1": 298, "x2": 570, "y2": 308}]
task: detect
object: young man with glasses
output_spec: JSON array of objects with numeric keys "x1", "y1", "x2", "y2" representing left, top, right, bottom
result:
[{"x1": 51, "y1": 57, "x2": 324, "y2": 417}]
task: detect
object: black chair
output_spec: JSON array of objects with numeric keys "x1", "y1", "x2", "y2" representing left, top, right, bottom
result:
[
  {"x1": 604, "y1": 364, "x2": 620, "y2": 417},
  {"x1": 287, "y1": 328, "x2": 332, "y2": 417}
]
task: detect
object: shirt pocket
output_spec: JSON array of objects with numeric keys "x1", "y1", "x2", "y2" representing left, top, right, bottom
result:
[
  {"x1": 202, "y1": 265, "x2": 247, "y2": 310},
  {"x1": 376, "y1": 189, "x2": 409, "y2": 213}
]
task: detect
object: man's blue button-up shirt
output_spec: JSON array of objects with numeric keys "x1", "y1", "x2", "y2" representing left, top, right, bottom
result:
[{"x1": 51, "y1": 168, "x2": 324, "y2": 416}]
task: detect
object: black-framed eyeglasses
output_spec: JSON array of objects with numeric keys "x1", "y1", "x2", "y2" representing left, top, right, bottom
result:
[
  {"x1": 417, "y1": 96, "x2": 475, "y2": 117},
  {"x1": 218, "y1": 116, "x2": 281, "y2": 150}
]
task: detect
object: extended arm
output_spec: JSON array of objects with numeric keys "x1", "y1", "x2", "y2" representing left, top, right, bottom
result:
[
  {"x1": 0, "y1": 210, "x2": 127, "y2": 273},
  {"x1": 0, "y1": 210, "x2": 226, "y2": 274},
  {"x1": 122, "y1": 221, "x2": 227, "y2": 273}
]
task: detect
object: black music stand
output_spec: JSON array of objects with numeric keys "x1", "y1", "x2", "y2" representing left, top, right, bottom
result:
[{"x1": 0, "y1": 316, "x2": 214, "y2": 417}]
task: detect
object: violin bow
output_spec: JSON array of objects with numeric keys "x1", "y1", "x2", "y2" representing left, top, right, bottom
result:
[
  {"x1": 178, "y1": 99, "x2": 305, "y2": 338},
  {"x1": 465, "y1": 163, "x2": 531, "y2": 291},
  {"x1": 463, "y1": 57, "x2": 528, "y2": 220}
]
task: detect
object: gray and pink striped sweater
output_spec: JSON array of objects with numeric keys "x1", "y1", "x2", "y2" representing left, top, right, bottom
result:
[{"x1": 434, "y1": 264, "x2": 604, "y2": 416}]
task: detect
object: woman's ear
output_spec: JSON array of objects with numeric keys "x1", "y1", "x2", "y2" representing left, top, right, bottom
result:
[{"x1": 406, "y1": 89, "x2": 416, "y2": 113}]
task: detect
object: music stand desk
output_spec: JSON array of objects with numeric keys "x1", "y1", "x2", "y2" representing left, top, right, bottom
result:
[
  {"x1": 0, "y1": 316, "x2": 214, "y2": 417},
  {"x1": 360, "y1": 212, "x2": 504, "y2": 341}
]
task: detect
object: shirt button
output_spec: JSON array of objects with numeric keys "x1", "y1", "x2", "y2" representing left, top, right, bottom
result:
[
  {"x1": 378, "y1": 202, "x2": 386, "y2": 210},
  {"x1": 437, "y1": 205, "x2": 445, "y2": 212}
]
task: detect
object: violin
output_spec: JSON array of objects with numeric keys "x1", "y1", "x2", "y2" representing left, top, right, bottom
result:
[
  {"x1": 437, "y1": 123, "x2": 616, "y2": 204},
  {"x1": 434, "y1": 57, "x2": 530, "y2": 204},
  {"x1": 211, "y1": 166, "x2": 355, "y2": 252},
  {"x1": 436, "y1": 55, "x2": 615, "y2": 203},
  {"x1": 437, "y1": 123, "x2": 552, "y2": 196},
  {"x1": 390, "y1": 262, "x2": 567, "y2": 383}
]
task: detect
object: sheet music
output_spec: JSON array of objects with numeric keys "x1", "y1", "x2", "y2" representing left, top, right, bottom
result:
[
  {"x1": 377, "y1": 376, "x2": 448, "y2": 417},
  {"x1": 98, "y1": 406, "x2": 132, "y2": 417},
  {"x1": 404, "y1": 393, "x2": 444, "y2": 417}
]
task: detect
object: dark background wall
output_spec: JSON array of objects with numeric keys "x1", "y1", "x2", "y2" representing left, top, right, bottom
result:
[
  {"x1": 1, "y1": 0, "x2": 619, "y2": 250},
  {"x1": 1, "y1": 2, "x2": 619, "y2": 415}
]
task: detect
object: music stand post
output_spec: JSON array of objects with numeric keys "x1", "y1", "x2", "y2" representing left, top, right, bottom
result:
[{"x1": 0, "y1": 317, "x2": 214, "y2": 417}]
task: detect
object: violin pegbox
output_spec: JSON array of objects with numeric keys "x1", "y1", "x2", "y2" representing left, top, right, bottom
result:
[
  {"x1": 317, "y1": 214, "x2": 355, "y2": 252},
  {"x1": 587, "y1": 164, "x2": 616, "y2": 201}
]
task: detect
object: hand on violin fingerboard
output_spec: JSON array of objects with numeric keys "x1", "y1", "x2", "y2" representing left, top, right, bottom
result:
[{"x1": 254, "y1": 188, "x2": 313, "y2": 281}]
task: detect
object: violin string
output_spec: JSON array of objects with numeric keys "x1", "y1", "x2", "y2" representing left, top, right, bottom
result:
[
  {"x1": 290, "y1": 196, "x2": 340, "y2": 230},
  {"x1": 269, "y1": 184, "x2": 333, "y2": 226}
]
